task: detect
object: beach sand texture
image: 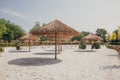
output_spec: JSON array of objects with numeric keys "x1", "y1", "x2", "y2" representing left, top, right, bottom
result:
[{"x1": 0, "y1": 45, "x2": 120, "y2": 80}]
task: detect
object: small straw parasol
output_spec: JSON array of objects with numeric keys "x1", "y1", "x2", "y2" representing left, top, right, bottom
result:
[
  {"x1": 82, "y1": 33, "x2": 103, "y2": 42},
  {"x1": 32, "y1": 19, "x2": 79, "y2": 59},
  {"x1": 82, "y1": 33, "x2": 103, "y2": 51},
  {"x1": 19, "y1": 33, "x2": 39, "y2": 52}
]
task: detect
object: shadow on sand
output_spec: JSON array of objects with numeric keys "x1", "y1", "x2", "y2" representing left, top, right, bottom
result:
[
  {"x1": 107, "y1": 54, "x2": 120, "y2": 60},
  {"x1": 8, "y1": 57, "x2": 62, "y2": 66},
  {"x1": 45, "y1": 50, "x2": 55, "y2": 51},
  {"x1": 9, "y1": 50, "x2": 29, "y2": 53},
  {"x1": 74, "y1": 50, "x2": 96, "y2": 52},
  {"x1": 102, "y1": 65, "x2": 120, "y2": 70},
  {"x1": 33, "y1": 52, "x2": 55, "y2": 55}
]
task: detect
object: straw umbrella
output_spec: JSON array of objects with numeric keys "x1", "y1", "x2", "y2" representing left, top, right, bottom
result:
[
  {"x1": 82, "y1": 33, "x2": 103, "y2": 41},
  {"x1": 19, "y1": 33, "x2": 39, "y2": 52},
  {"x1": 82, "y1": 33, "x2": 103, "y2": 51},
  {"x1": 32, "y1": 19, "x2": 79, "y2": 59}
]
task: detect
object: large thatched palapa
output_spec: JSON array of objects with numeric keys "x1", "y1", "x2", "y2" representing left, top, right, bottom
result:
[
  {"x1": 32, "y1": 19, "x2": 79, "y2": 59},
  {"x1": 32, "y1": 19, "x2": 79, "y2": 35}
]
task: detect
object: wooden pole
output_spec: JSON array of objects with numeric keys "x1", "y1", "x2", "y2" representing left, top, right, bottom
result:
[
  {"x1": 29, "y1": 40, "x2": 31, "y2": 52},
  {"x1": 91, "y1": 41, "x2": 92, "y2": 51},
  {"x1": 91, "y1": 44, "x2": 92, "y2": 51},
  {"x1": 58, "y1": 37, "x2": 60, "y2": 54},
  {"x1": 59, "y1": 35, "x2": 62, "y2": 52},
  {"x1": 60, "y1": 42, "x2": 62, "y2": 52},
  {"x1": 55, "y1": 33, "x2": 57, "y2": 59}
]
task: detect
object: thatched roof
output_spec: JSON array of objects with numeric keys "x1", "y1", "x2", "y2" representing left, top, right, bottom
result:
[
  {"x1": 82, "y1": 33, "x2": 103, "y2": 41},
  {"x1": 32, "y1": 19, "x2": 79, "y2": 36},
  {"x1": 19, "y1": 34, "x2": 39, "y2": 41},
  {"x1": 31, "y1": 19, "x2": 79, "y2": 59}
]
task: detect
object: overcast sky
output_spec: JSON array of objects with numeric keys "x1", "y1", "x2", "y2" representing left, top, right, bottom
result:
[{"x1": 0, "y1": 0, "x2": 120, "y2": 33}]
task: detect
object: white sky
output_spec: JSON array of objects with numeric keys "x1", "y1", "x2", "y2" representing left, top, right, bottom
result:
[{"x1": 0, "y1": 0, "x2": 120, "y2": 33}]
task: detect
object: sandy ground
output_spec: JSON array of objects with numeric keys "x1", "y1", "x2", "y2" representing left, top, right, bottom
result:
[{"x1": 0, "y1": 45, "x2": 120, "y2": 80}]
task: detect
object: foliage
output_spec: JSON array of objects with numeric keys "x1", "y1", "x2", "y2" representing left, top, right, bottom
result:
[
  {"x1": 111, "y1": 32, "x2": 116, "y2": 41},
  {"x1": 118, "y1": 29, "x2": 120, "y2": 40},
  {"x1": 0, "y1": 18, "x2": 25, "y2": 41},
  {"x1": 6, "y1": 23, "x2": 25, "y2": 40},
  {"x1": 113, "y1": 29, "x2": 119, "y2": 40},
  {"x1": 29, "y1": 21, "x2": 41, "y2": 33},
  {"x1": 79, "y1": 40, "x2": 86, "y2": 49},
  {"x1": 81, "y1": 31, "x2": 89, "y2": 36},
  {"x1": 0, "y1": 47, "x2": 4, "y2": 52},
  {"x1": 71, "y1": 36, "x2": 78, "y2": 41},
  {"x1": 110, "y1": 42, "x2": 120, "y2": 45},
  {"x1": 15, "y1": 42, "x2": 21, "y2": 50},
  {"x1": 106, "y1": 34, "x2": 111, "y2": 41},
  {"x1": 107, "y1": 27, "x2": 120, "y2": 45},
  {"x1": 71, "y1": 31, "x2": 89, "y2": 41},
  {"x1": 2, "y1": 29, "x2": 14, "y2": 42},
  {"x1": 71, "y1": 33, "x2": 84, "y2": 41},
  {"x1": 0, "y1": 19, "x2": 7, "y2": 38},
  {"x1": 95, "y1": 28, "x2": 107, "y2": 42},
  {"x1": 92, "y1": 41, "x2": 101, "y2": 49},
  {"x1": 0, "y1": 43, "x2": 32, "y2": 47},
  {"x1": 40, "y1": 36, "x2": 48, "y2": 41},
  {"x1": 42, "y1": 23, "x2": 46, "y2": 27}
]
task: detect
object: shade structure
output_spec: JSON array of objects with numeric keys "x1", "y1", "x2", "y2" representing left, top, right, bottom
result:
[
  {"x1": 82, "y1": 33, "x2": 103, "y2": 51},
  {"x1": 32, "y1": 19, "x2": 79, "y2": 36},
  {"x1": 82, "y1": 33, "x2": 103, "y2": 42},
  {"x1": 19, "y1": 34, "x2": 39, "y2": 52},
  {"x1": 32, "y1": 19, "x2": 79, "y2": 59},
  {"x1": 19, "y1": 34, "x2": 39, "y2": 41}
]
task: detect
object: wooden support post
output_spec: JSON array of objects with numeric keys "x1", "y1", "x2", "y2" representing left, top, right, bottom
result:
[
  {"x1": 91, "y1": 42, "x2": 92, "y2": 52},
  {"x1": 29, "y1": 40, "x2": 31, "y2": 52},
  {"x1": 60, "y1": 42, "x2": 62, "y2": 52},
  {"x1": 55, "y1": 33, "x2": 57, "y2": 59},
  {"x1": 58, "y1": 37, "x2": 60, "y2": 54},
  {"x1": 91, "y1": 44, "x2": 92, "y2": 51}
]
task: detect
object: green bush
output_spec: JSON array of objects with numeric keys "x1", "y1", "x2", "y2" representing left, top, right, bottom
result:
[
  {"x1": 15, "y1": 42, "x2": 21, "y2": 50},
  {"x1": 92, "y1": 41, "x2": 101, "y2": 49},
  {"x1": 79, "y1": 40, "x2": 86, "y2": 49},
  {"x1": 110, "y1": 42, "x2": 120, "y2": 45},
  {"x1": 0, "y1": 42, "x2": 29, "y2": 47},
  {"x1": 0, "y1": 47, "x2": 4, "y2": 52}
]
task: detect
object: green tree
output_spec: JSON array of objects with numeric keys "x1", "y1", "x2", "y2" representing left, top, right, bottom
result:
[
  {"x1": 77, "y1": 33, "x2": 85, "y2": 41},
  {"x1": 95, "y1": 28, "x2": 107, "y2": 42},
  {"x1": 111, "y1": 32, "x2": 116, "y2": 40},
  {"x1": 113, "y1": 29, "x2": 118, "y2": 40},
  {"x1": 118, "y1": 29, "x2": 120, "y2": 40},
  {"x1": 4, "y1": 20, "x2": 25, "y2": 40},
  {"x1": 42, "y1": 23, "x2": 46, "y2": 27},
  {"x1": 71, "y1": 36, "x2": 78, "y2": 41},
  {"x1": 81, "y1": 31, "x2": 89, "y2": 36},
  {"x1": 114, "y1": 27, "x2": 120, "y2": 40},
  {"x1": 0, "y1": 18, "x2": 25, "y2": 41},
  {"x1": 2, "y1": 29, "x2": 14, "y2": 41},
  {"x1": 0, "y1": 18, "x2": 7, "y2": 38},
  {"x1": 29, "y1": 21, "x2": 41, "y2": 33},
  {"x1": 79, "y1": 40, "x2": 86, "y2": 49},
  {"x1": 40, "y1": 36, "x2": 48, "y2": 41},
  {"x1": 71, "y1": 31, "x2": 89, "y2": 41},
  {"x1": 106, "y1": 34, "x2": 111, "y2": 41}
]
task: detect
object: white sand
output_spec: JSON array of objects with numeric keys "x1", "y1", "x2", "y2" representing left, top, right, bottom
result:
[{"x1": 0, "y1": 45, "x2": 120, "y2": 80}]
